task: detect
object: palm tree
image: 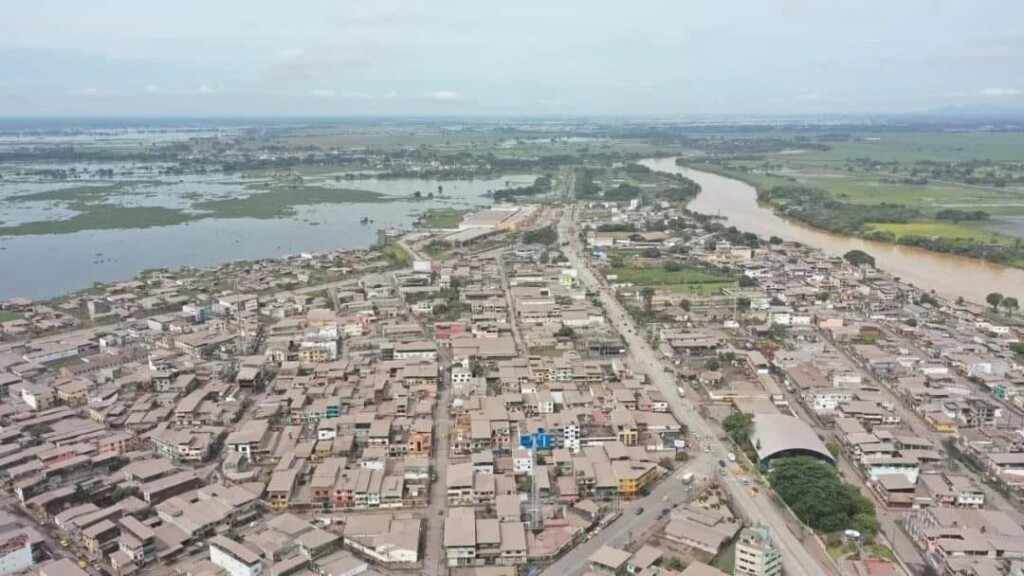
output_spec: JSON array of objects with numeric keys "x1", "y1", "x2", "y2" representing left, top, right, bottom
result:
[{"x1": 640, "y1": 287, "x2": 655, "y2": 317}]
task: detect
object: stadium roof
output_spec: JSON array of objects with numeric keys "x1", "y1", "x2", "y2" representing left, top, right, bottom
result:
[{"x1": 751, "y1": 413, "x2": 834, "y2": 465}]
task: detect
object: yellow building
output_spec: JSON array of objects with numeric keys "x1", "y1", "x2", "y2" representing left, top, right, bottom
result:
[
  {"x1": 613, "y1": 461, "x2": 657, "y2": 500},
  {"x1": 925, "y1": 413, "x2": 958, "y2": 434}
]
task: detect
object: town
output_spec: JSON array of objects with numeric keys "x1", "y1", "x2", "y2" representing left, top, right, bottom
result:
[{"x1": 2, "y1": 163, "x2": 1024, "y2": 576}]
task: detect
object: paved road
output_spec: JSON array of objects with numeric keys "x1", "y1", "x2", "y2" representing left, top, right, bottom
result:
[
  {"x1": 541, "y1": 456, "x2": 713, "y2": 576},
  {"x1": 556, "y1": 204, "x2": 828, "y2": 576}
]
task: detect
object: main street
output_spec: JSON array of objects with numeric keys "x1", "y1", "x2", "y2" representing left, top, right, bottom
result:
[
  {"x1": 556, "y1": 203, "x2": 830, "y2": 576},
  {"x1": 541, "y1": 455, "x2": 713, "y2": 576}
]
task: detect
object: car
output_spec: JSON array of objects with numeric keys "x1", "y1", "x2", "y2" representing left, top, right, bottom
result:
[
  {"x1": 718, "y1": 459, "x2": 726, "y2": 467},
  {"x1": 634, "y1": 507, "x2": 644, "y2": 515}
]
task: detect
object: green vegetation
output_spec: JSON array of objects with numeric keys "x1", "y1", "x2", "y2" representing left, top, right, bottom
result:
[
  {"x1": 758, "y1": 185, "x2": 919, "y2": 235},
  {"x1": 0, "y1": 311, "x2": 23, "y2": 322},
  {"x1": 415, "y1": 208, "x2": 468, "y2": 229},
  {"x1": 769, "y1": 456, "x2": 879, "y2": 535},
  {"x1": 9, "y1": 183, "x2": 128, "y2": 204},
  {"x1": 0, "y1": 206, "x2": 194, "y2": 236},
  {"x1": 987, "y1": 292, "x2": 1004, "y2": 311},
  {"x1": 522, "y1": 225, "x2": 558, "y2": 245},
  {"x1": 195, "y1": 186, "x2": 390, "y2": 219},
  {"x1": 712, "y1": 540, "x2": 736, "y2": 573},
  {"x1": 606, "y1": 265, "x2": 737, "y2": 294},
  {"x1": 492, "y1": 176, "x2": 552, "y2": 202},
  {"x1": 843, "y1": 250, "x2": 875, "y2": 267},
  {"x1": 378, "y1": 240, "x2": 410, "y2": 266},
  {"x1": 723, "y1": 412, "x2": 754, "y2": 445}
]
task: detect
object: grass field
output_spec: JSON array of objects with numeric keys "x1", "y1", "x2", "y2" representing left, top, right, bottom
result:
[
  {"x1": 378, "y1": 240, "x2": 411, "y2": 265},
  {"x1": 606, "y1": 266, "x2": 736, "y2": 295},
  {"x1": 796, "y1": 132, "x2": 1024, "y2": 164},
  {"x1": 415, "y1": 208, "x2": 468, "y2": 229},
  {"x1": 867, "y1": 221, "x2": 1016, "y2": 243},
  {"x1": 0, "y1": 311, "x2": 23, "y2": 322}
]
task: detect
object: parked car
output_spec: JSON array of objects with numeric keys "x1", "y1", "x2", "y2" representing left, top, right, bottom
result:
[{"x1": 634, "y1": 507, "x2": 644, "y2": 515}]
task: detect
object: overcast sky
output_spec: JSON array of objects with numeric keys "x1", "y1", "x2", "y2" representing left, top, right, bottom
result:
[{"x1": 2, "y1": 0, "x2": 1023, "y2": 117}]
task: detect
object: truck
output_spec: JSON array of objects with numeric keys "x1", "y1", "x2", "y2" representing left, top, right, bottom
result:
[
  {"x1": 681, "y1": 472, "x2": 695, "y2": 485},
  {"x1": 727, "y1": 452, "x2": 736, "y2": 463}
]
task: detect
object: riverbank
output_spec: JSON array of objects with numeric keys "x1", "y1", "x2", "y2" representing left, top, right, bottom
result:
[
  {"x1": 682, "y1": 160, "x2": 1024, "y2": 269},
  {"x1": 639, "y1": 157, "x2": 1024, "y2": 304}
]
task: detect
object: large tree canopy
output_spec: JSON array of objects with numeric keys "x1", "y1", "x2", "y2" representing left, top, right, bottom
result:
[{"x1": 768, "y1": 456, "x2": 879, "y2": 535}]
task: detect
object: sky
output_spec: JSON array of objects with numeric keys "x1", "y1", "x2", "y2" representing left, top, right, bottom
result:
[{"x1": 2, "y1": 0, "x2": 1024, "y2": 117}]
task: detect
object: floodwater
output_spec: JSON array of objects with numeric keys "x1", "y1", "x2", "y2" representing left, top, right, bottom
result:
[
  {"x1": 0, "y1": 175, "x2": 535, "y2": 300},
  {"x1": 641, "y1": 157, "x2": 1024, "y2": 303}
]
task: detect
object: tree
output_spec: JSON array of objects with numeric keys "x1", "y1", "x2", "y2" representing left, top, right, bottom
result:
[
  {"x1": 664, "y1": 557, "x2": 685, "y2": 571},
  {"x1": 769, "y1": 235, "x2": 783, "y2": 245},
  {"x1": 1002, "y1": 296, "x2": 1019, "y2": 315},
  {"x1": 738, "y1": 275, "x2": 758, "y2": 288},
  {"x1": 679, "y1": 299, "x2": 691, "y2": 312},
  {"x1": 986, "y1": 292, "x2": 1004, "y2": 311},
  {"x1": 703, "y1": 358, "x2": 721, "y2": 372},
  {"x1": 554, "y1": 326, "x2": 575, "y2": 339},
  {"x1": 664, "y1": 261, "x2": 682, "y2": 272},
  {"x1": 722, "y1": 412, "x2": 754, "y2": 445},
  {"x1": 640, "y1": 287, "x2": 655, "y2": 317},
  {"x1": 768, "y1": 456, "x2": 879, "y2": 535},
  {"x1": 736, "y1": 297, "x2": 751, "y2": 311},
  {"x1": 658, "y1": 457, "x2": 676, "y2": 471},
  {"x1": 413, "y1": 190, "x2": 422, "y2": 199},
  {"x1": 843, "y1": 249, "x2": 875, "y2": 267}
]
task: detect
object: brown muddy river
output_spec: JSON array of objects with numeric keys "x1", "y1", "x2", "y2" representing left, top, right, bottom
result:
[{"x1": 641, "y1": 157, "x2": 1024, "y2": 303}]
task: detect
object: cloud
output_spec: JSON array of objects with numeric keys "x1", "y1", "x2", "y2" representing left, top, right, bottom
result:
[
  {"x1": 795, "y1": 92, "x2": 827, "y2": 102},
  {"x1": 308, "y1": 89, "x2": 336, "y2": 97},
  {"x1": 143, "y1": 84, "x2": 161, "y2": 93},
  {"x1": 428, "y1": 90, "x2": 463, "y2": 102},
  {"x1": 273, "y1": 48, "x2": 305, "y2": 61},
  {"x1": 977, "y1": 87, "x2": 1020, "y2": 98},
  {"x1": 945, "y1": 87, "x2": 1022, "y2": 99}
]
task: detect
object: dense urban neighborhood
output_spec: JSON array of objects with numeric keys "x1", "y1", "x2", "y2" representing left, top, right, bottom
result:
[{"x1": 3, "y1": 153, "x2": 1024, "y2": 576}]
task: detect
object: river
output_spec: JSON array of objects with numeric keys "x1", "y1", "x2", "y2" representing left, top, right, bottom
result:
[{"x1": 641, "y1": 157, "x2": 1024, "y2": 304}]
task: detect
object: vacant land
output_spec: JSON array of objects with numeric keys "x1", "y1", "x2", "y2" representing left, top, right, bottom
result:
[
  {"x1": 415, "y1": 208, "x2": 468, "y2": 229},
  {"x1": 606, "y1": 266, "x2": 736, "y2": 293}
]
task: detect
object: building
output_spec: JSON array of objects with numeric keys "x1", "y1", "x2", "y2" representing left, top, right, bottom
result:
[
  {"x1": 734, "y1": 526, "x2": 781, "y2": 576},
  {"x1": 0, "y1": 533, "x2": 33, "y2": 576},
  {"x1": 749, "y1": 414, "x2": 834, "y2": 467},
  {"x1": 210, "y1": 535, "x2": 263, "y2": 576}
]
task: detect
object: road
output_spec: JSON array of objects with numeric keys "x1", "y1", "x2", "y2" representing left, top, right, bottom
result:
[
  {"x1": 782, "y1": 381, "x2": 926, "y2": 573},
  {"x1": 542, "y1": 456, "x2": 713, "y2": 576},
  {"x1": 556, "y1": 204, "x2": 829, "y2": 576}
]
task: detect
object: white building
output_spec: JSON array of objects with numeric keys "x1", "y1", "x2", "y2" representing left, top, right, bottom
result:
[
  {"x1": 210, "y1": 536, "x2": 263, "y2": 576},
  {"x1": 804, "y1": 389, "x2": 854, "y2": 414},
  {"x1": 734, "y1": 526, "x2": 782, "y2": 576},
  {"x1": 512, "y1": 448, "x2": 533, "y2": 475},
  {"x1": 0, "y1": 534, "x2": 34, "y2": 576}
]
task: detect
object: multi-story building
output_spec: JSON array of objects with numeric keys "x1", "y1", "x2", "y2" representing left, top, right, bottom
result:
[
  {"x1": 210, "y1": 536, "x2": 263, "y2": 576},
  {"x1": 734, "y1": 526, "x2": 782, "y2": 576}
]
